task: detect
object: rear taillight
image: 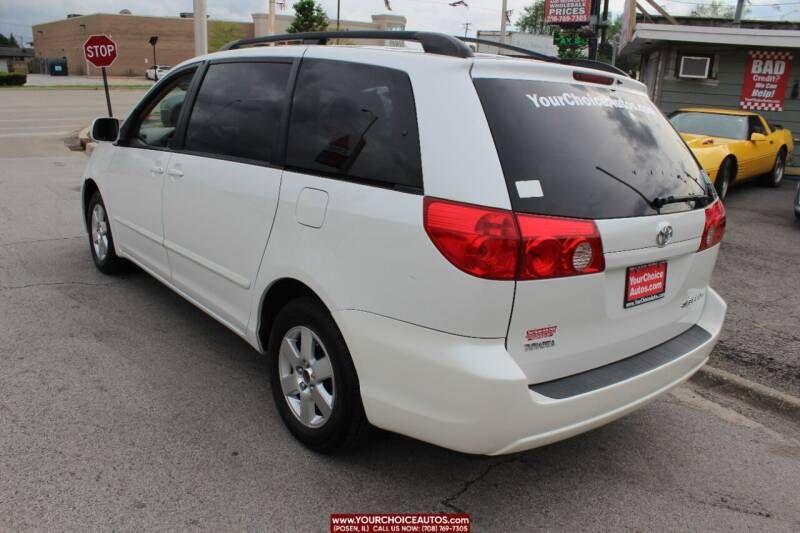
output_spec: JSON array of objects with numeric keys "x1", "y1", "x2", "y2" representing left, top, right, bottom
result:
[
  {"x1": 516, "y1": 213, "x2": 604, "y2": 280},
  {"x1": 423, "y1": 197, "x2": 519, "y2": 280},
  {"x1": 423, "y1": 198, "x2": 605, "y2": 280},
  {"x1": 698, "y1": 200, "x2": 726, "y2": 251}
]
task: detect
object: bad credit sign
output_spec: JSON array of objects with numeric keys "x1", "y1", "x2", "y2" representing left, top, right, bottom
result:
[
  {"x1": 545, "y1": 0, "x2": 591, "y2": 24},
  {"x1": 739, "y1": 50, "x2": 793, "y2": 112}
]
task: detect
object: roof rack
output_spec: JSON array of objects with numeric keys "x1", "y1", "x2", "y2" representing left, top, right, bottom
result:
[
  {"x1": 458, "y1": 36, "x2": 630, "y2": 77},
  {"x1": 220, "y1": 31, "x2": 474, "y2": 58},
  {"x1": 219, "y1": 31, "x2": 629, "y2": 78}
]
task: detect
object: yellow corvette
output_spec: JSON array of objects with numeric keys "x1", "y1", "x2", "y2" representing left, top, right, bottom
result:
[{"x1": 669, "y1": 108, "x2": 794, "y2": 200}]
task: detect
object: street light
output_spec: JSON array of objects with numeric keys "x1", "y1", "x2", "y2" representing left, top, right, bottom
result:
[{"x1": 148, "y1": 36, "x2": 158, "y2": 80}]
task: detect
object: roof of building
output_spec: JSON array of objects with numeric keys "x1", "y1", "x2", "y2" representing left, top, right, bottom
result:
[
  {"x1": 621, "y1": 19, "x2": 800, "y2": 55},
  {"x1": 0, "y1": 47, "x2": 34, "y2": 58}
]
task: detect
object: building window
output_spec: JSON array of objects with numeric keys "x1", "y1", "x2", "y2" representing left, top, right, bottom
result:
[{"x1": 678, "y1": 55, "x2": 712, "y2": 79}]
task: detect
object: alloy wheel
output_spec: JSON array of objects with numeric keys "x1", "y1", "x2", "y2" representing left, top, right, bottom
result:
[
  {"x1": 91, "y1": 203, "x2": 109, "y2": 261},
  {"x1": 278, "y1": 325, "x2": 335, "y2": 428}
]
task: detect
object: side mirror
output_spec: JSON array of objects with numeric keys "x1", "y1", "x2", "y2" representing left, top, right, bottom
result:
[
  {"x1": 90, "y1": 117, "x2": 119, "y2": 142},
  {"x1": 750, "y1": 132, "x2": 767, "y2": 142}
]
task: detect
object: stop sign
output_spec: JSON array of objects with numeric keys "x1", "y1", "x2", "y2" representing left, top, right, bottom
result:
[{"x1": 83, "y1": 34, "x2": 118, "y2": 68}]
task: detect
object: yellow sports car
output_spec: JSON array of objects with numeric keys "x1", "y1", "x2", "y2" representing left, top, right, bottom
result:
[{"x1": 669, "y1": 108, "x2": 794, "y2": 200}]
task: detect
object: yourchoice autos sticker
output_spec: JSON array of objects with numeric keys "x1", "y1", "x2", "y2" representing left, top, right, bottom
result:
[{"x1": 525, "y1": 92, "x2": 656, "y2": 115}]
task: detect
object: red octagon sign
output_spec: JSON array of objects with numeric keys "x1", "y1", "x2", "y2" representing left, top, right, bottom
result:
[{"x1": 83, "y1": 34, "x2": 118, "y2": 68}]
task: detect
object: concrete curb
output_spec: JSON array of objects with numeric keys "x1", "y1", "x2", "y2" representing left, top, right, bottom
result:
[{"x1": 691, "y1": 365, "x2": 800, "y2": 422}]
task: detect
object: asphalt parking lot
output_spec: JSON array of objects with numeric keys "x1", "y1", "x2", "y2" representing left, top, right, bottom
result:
[{"x1": 1, "y1": 88, "x2": 799, "y2": 531}]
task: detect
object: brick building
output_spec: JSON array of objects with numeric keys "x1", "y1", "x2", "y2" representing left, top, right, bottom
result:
[{"x1": 32, "y1": 11, "x2": 406, "y2": 77}]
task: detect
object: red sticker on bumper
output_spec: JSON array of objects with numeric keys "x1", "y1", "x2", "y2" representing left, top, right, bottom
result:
[{"x1": 625, "y1": 261, "x2": 667, "y2": 308}]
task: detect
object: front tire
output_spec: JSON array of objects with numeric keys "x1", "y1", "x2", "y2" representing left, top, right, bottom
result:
[
  {"x1": 86, "y1": 191, "x2": 124, "y2": 275},
  {"x1": 763, "y1": 150, "x2": 786, "y2": 188},
  {"x1": 268, "y1": 297, "x2": 367, "y2": 453}
]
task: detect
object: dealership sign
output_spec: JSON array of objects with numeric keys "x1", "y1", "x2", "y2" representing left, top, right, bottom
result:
[
  {"x1": 544, "y1": 0, "x2": 591, "y2": 24},
  {"x1": 739, "y1": 50, "x2": 793, "y2": 112}
]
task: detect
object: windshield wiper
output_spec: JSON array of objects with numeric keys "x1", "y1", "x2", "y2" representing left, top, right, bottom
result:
[
  {"x1": 595, "y1": 166, "x2": 711, "y2": 212},
  {"x1": 650, "y1": 193, "x2": 710, "y2": 209}
]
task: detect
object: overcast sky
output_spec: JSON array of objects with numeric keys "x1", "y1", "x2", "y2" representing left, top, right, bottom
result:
[{"x1": 1, "y1": 0, "x2": 796, "y2": 46}]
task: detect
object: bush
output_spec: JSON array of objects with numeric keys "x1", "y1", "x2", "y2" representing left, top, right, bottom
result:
[{"x1": 0, "y1": 72, "x2": 26, "y2": 86}]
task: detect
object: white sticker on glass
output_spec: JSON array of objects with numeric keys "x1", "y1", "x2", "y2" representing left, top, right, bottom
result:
[{"x1": 515, "y1": 180, "x2": 544, "y2": 198}]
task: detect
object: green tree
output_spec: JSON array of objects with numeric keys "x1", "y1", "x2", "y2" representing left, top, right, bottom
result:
[
  {"x1": 286, "y1": 0, "x2": 329, "y2": 33},
  {"x1": 690, "y1": 0, "x2": 748, "y2": 18},
  {"x1": 208, "y1": 21, "x2": 246, "y2": 52},
  {"x1": 516, "y1": 1, "x2": 554, "y2": 35},
  {"x1": 0, "y1": 33, "x2": 20, "y2": 47}
]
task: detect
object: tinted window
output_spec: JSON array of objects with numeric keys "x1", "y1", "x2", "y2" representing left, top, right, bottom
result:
[
  {"x1": 131, "y1": 71, "x2": 194, "y2": 148},
  {"x1": 184, "y1": 61, "x2": 291, "y2": 163},
  {"x1": 287, "y1": 59, "x2": 422, "y2": 190},
  {"x1": 670, "y1": 112, "x2": 748, "y2": 140},
  {"x1": 749, "y1": 115, "x2": 767, "y2": 135},
  {"x1": 474, "y1": 79, "x2": 710, "y2": 219}
]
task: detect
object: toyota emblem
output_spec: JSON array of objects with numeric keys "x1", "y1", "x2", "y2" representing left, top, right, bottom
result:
[{"x1": 656, "y1": 222, "x2": 674, "y2": 247}]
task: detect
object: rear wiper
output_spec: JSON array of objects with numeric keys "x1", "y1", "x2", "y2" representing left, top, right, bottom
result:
[
  {"x1": 650, "y1": 193, "x2": 710, "y2": 209},
  {"x1": 595, "y1": 166, "x2": 711, "y2": 212}
]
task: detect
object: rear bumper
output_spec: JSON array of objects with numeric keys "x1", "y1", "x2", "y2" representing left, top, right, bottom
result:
[{"x1": 334, "y1": 288, "x2": 726, "y2": 455}]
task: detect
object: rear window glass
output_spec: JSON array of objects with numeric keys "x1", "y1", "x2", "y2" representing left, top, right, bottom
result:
[
  {"x1": 474, "y1": 79, "x2": 710, "y2": 219},
  {"x1": 287, "y1": 59, "x2": 422, "y2": 191},
  {"x1": 669, "y1": 112, "x2": 748, "y2": 140}
]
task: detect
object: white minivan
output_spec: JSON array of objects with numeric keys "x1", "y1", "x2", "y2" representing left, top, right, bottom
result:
[{"x1": 83, "y1": 32, "x2": 726, "y2": 455}]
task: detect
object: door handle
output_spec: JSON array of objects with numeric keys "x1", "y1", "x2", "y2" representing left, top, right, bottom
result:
[
  {"x1": 167, "y1": 168, "x2": 184, "y2": 178},
  {"x1": 150, "y1": 165, "x2": 165, "y2": 174}
]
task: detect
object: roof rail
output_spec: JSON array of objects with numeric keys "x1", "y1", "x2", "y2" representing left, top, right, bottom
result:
[
  {"x1": 220, "y1": 31, "x2": 474, "y2": 59},
  {"x1": 458, "y1": 36, "x2": 630, "y2": 77}
]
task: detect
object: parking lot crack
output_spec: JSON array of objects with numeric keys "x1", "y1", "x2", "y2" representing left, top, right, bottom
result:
[
  {"x1": 439, "y1": 458, "x2": 520, "y2": 513},
  {"x1": 1, "y1": 280, "x2": 113, "y2": 291}
]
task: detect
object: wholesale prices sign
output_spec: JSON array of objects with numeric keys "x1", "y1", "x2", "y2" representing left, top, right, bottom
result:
[
  {"x1": 739, "y1": 50, "x2": 793, "y2": 112},
  {"x1": 545, "y1": 0, "x2": 591, "y2": 24}
]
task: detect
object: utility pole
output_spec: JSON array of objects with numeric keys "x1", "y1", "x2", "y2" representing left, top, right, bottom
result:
[
  {"x1": 193, "y1": 0, "x2": 208, "y2": 56},
  {"x1": 463, "y1": 21, "x2": 472, "y2": 38},
  {"x1": 500, "y1": 0, "x2": 508, "y2": 44},
  {"x1": 269, "y1": 0, "x2": 276, "y2": 35},
  {"x1": 337, "y1": 0, "x2": 341, "y2": 31},
  {"x1": 733, "y1": 0, "x2": 745, "y2": 23}
]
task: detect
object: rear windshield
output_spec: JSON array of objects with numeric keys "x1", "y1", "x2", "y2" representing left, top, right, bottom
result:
[
  {"x1": 669, "y1": 111, "x2": 748, "y2": 140},
  {"x1": 474, "y1": 79, "x2": 709, "y2": 219}
]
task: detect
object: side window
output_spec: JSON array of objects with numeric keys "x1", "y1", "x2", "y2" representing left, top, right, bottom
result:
[
  {"x1": 749, "y1": 116, "x2": 767, "y2": 136},
  {"x1": 287, "y1": 59, "x2": 422, "y2": 190},
  {"x1": 184, "y1": 61, "x2": 291, "y2": 164},
  {"x1": 131, "y1": 70, "x2": 195, "y2": 148}
]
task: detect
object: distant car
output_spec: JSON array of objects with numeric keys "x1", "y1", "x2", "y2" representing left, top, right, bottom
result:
[
  {"x1": 670, "y1": 108, "x2": 794, "y2": 200},
  {"x1": 145, "y1": 65, "x2": 171, "y2": 81},
  {"x1": 795, "y1": 182, "x2": 800, "y2": 221}
]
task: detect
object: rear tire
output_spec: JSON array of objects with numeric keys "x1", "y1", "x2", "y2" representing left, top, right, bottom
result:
[
  {"x1": 762, "y1": 149, "x2": 786, "y2": 188},
  {"x1": 86, "y1": 191, "x2": 124, "y2": 275},
  {"x1": 268, "y1": 297, "x2": 367, "y2": 453},
  {"x1": 715, "y1": 159, "x2": 733, "y2": 201}
]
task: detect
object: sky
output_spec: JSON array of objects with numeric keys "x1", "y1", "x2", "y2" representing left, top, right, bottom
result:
[{"x1": 1, "y1": 0, "x2": 797, "y2": 46}]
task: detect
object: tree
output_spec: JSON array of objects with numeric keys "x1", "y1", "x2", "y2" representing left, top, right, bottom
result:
[
  {"x1": 690, "y1": 0, "x2": 748, "y2": 18},
  {"x1": 516, "y1": 1, "x2": 554, "y2": 35},
  {"x1": 0, "y1": 33, "x2": 20, "y2": 47},
  {"x1": 208, "y1": 21, "x2": 247, "y2": 52},
  {"x1": 286, "y1": 0, "x2": 329, "y2": 33}
]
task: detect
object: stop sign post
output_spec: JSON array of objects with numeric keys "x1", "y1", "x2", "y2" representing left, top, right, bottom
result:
[{"x1": 83, "y1": 34, "x2": 118, "y2": 117}]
